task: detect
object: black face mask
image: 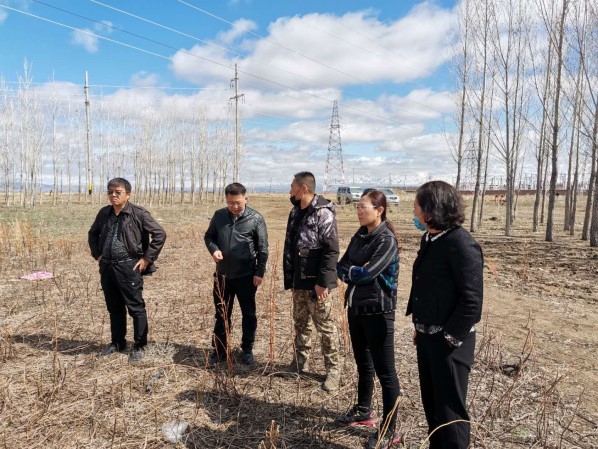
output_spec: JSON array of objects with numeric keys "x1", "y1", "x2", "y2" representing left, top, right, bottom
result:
[{"x1": 290, "y1": 195, "x2": 300, "y2": 207}]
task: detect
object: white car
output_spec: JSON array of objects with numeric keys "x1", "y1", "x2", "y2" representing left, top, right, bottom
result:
[
  {"x1": 337, "y1": 186, "x2": 363, "y2": 204},
  {"x1": 362, "y1": 188, "x2": 400, "y2": 205}
]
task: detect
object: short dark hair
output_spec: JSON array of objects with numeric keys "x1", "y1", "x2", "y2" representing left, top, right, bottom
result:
[
  {"x1": 415, "y1": 181, "x2": 465, "y2": 230},
  {"x1": 225, "y1": 182, "x2": 246, "y2": 196},
  {"x1": 294, "y1": 171, "x2": 316, "y2": 193},
  {"x1": 107, "y1": 178, "x2": 131, "y2": 193}
]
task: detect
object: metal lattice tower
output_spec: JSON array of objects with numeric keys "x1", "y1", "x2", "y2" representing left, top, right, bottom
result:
[{"x1": 324, "y1": 100, "x2": 345, "y2": 192}]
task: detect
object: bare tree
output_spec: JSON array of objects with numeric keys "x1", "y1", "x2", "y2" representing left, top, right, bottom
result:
[
  {"x1": 542, "y1": 0, "x2": 569, "y2": 242},
  {"x1": 564, "y1": 60, "x2": 584, "y2": 231},
  {"x1": 489, "y1": 0, "x2": 530, "y2": 236},
  {"x1": 575, "y1": 0, "x2": 598, "y2": 244},
  {"x1": 0, "y1": 78, "x2": 16, "y2": 205},
  {"x1": 529, "y1": 37, "x2": 554, "y2": 232},
  {"x1": 477, "y1": 80, "x2": 495, "y2": 227},
  {"x1": 469, "y1": 0, "x2": 492, "y2": 232},
  {"x1": 450, "y1": 0, "x2": 474, "y2": 190},
  {"x1": 16, "y1": 61, "x2": 46, "y2": 208}
]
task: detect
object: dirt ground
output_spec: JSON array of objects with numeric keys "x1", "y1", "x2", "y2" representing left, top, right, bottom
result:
[{"x1": 0, "y1": 192, "x2": 596, "y2": 448}]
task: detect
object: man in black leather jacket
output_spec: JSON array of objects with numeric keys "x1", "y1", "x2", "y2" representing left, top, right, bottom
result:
[
  {"x1": 88, "y1": 178, "x2": 166, "y2": 363},
  {"x1": 204, "y1": 182, "x2": 268, "y2": 366}
]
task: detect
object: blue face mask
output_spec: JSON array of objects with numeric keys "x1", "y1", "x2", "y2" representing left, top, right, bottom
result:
[{"x1": 413, "y1": 216, "x2": 427, "y2": 231}]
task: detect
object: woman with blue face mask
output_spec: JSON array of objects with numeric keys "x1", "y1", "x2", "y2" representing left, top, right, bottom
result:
[{"x1": 407, "y1": 181, "x2": 484, "y2": 449}]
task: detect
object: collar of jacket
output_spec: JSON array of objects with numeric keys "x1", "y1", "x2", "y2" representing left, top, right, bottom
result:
[
  {"x1": 227, "y1": 206, "x2": 254, "y2": 221},
  {"x1": 116, "y1": 201, "x2": 132, "y2": 215},
  {"x1": 103, "y1": 201, "x2": 132, "y2": 216},
  {"x1": 297, "y1": 194, "x2": 334, "y2": 212},
  {"x1": 356, "y1": 220, "x2": 388, "y2": 242}
]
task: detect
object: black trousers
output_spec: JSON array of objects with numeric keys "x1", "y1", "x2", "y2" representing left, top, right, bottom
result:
[
  {"x1": 212, "y1": 274, "x2": 257, "y2": 355},
  {"x1": 348, "y1": 311, "x2": 401, "y2": 430},
  {"x1": 416, "y1": 331, "x2": 475, "y2": 449},
  {"x1": 100, "y1": 260, "x2": 147, "y2": 349}
]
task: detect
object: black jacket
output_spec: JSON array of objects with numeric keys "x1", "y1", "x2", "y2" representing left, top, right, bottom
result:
[
  {"x1": 88, "y1": 202, "x2": 167, "y2": 274},
  {"x1": 406, "y1": 226, "x2": 483, "y2": 341},
  {"x1": 283, "y1": 195, "x2": 339, "y2": 290},
  {"x1": 204, "y1": 206, "x2": 268, "y2": 279},
  {"x1": 337, "y1": 221, "x2": 399, "y2": 315}
]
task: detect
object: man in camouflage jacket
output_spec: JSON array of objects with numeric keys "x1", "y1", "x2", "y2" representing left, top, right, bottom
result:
[{"x1": 283, "y1": 171, "x2": 341, "y2": 392}]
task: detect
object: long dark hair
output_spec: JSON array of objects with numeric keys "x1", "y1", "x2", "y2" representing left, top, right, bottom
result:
[
  {"x1": 362, "y1": 190, "x2": 398, "y2": 244},
  {"x1": 415, "y1": 180, "x2": 465, "y2": 230}
]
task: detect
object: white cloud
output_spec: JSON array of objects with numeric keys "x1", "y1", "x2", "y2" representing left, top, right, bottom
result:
[
  {"x1": 94, "y1": 20, "x2": 113, "y2": 34},
  {"x1": 217, "y1": 18, "x2": 256, "y2": 45},
  {"x1": 71, "y1": 28, "x2": 99, "y2": 53},
  {"x1": 130, "y1": 71, "x2": 160, "y2": 88},
  {"x1": 171, "y1": 4, "x2": 455, "y2": 90}
]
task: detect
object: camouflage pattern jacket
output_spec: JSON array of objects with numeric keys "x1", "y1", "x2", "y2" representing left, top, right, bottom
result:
[{"x1": 283, "y1": 194, "x2": 339, "y2": 291}]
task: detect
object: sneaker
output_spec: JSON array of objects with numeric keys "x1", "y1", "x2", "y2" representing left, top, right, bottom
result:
[
  {"x1": 241, "y1": 351, "x2": 255, "y2": 365},
  {"x1": 129, "y1": 346, "x2": 144, "y2": 364},
  {"x1": 364, "y1": 429, "x2": 401, "y2": 449},
  {"x1": 322, "y1": 372, "x2": 340, "y2": 393},
  {"x1": 335, "y1": 405, "x2": 378, "y2": 427},
  {"x1": 100, "y1": 343, "x2": 126, "y2": 356}
]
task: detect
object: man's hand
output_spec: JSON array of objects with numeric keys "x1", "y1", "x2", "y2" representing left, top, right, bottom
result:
[
  {"x1": 97, "y1": 256, "x2": 103, "y2": 264},
  {"x1": 253, "y1": 276, "x2": 263, "y2": 287},
  {"x1": 314, "y1": 284, "x2": 329, "y2": 301},
  {"x1": 212, "y1": 251, "x2": 224, "y2": 263},
  {"x1": 134, "y1": 258, "x2": 149, "y2": 272},
  {"x1": 412, "y1": 329, "x2": 418, "y2": 346}
]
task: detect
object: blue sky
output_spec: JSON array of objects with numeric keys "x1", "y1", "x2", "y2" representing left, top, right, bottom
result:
[{"x1": 0, "y1": 0, "x2": 464, "y2": 187}]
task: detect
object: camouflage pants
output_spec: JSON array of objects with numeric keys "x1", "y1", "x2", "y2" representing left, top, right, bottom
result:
[{"x1": 292, "y1": 289, "x2": 340, "y2": 375}]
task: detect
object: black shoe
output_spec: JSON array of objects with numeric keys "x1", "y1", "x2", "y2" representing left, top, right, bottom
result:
[
  {"x1": 241, "y1": 351, "x2": 255, "y2": 365},
  {"x1": 101, "y1": 343, "x2": 126, "y2": 356},
  {"x1": 208, "y1": 351, "x2": 225, "y2": 367},
  {"x1": 364, "y1": 429, "x2": 401, "y2": 449},
  {"x1": 335, "y1": 405, "x2": 378, "y2": 427},
  {"x1": 129, "y1": 346, "x2": 144, "y2": 364}
]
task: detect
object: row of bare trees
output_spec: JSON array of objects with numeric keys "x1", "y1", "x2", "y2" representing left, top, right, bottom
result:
[
  {"x1": 450, "y1": 0, "x2": 598, "y2": 246},
  {"x1": 0, "y1": 63, "x2": 239, "y2": 208}
]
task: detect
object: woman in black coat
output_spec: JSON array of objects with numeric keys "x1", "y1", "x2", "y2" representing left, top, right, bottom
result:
[
  {"x1": 335, "y1": 190, "x2": 401, "y2": 449},
  {"x1": 407, "y1": 181, "x2": 483, "y2": 449}
]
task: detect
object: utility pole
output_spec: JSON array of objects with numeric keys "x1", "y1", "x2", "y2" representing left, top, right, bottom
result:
[
  {"x1": 324, "y1": 100, "x2": 344, "y2": 192},
  {"x1": 84, "y1": 71, "x2": 92, "y2": 197},
  {"x1": 230, "y1": 63, "x2": 244, "y2": 182}
]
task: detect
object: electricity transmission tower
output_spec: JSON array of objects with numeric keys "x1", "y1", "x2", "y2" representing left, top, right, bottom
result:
[{"x1": 324, "y1": 100, "x2": 344, "y2": 192}]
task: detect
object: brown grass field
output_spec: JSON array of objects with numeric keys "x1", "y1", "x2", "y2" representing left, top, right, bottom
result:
[{"x1": 0, "y1": 192, "x2": 596, "y2": 448}]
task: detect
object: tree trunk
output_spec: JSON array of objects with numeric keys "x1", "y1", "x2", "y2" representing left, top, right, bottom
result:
[
  {"x1": 582, "y1": 105, "x2": 597, "y2": 241},
  {"x1": 546, "y1": 0, "x2": 568, "y2": 242}
]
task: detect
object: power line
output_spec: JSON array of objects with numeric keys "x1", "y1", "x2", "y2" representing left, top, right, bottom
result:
[
  {"x1": 1, "y1": 3, "x2": 445, "y2": 127},
  {"x1": 0, "y1": 4, "x2": 172, "y2": 60},
  {"x1": 0, "y1": 79, "x2": 226, "y2": 90},
  {"x1": 173, "y1": 0, "x2": 447, "y2": 117},
  {"x1": 88, "y1": 0, "x2": 336, "y2": 92},
  {"x1": 175, "y1": 0, "x2": 374, "y2": 85}
]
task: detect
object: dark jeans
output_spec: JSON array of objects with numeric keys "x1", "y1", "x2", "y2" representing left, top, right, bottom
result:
[
  {"x1": 212, "y1": 274, "x2": 257, "y2": 356},
  {"x1": 416, "y1": 331, "x2": 475, "y2": 449},
  {"x1": 348, "y1": 311, "x2": 401, "y2": 430},
  {"x1": 100, "y1": 259, "x2": 147, "y2": 349}
]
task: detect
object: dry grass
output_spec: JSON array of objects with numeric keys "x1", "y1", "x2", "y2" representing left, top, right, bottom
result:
[{"x1": 0, "y1": 193, "x2": 596, "y2": 448}]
